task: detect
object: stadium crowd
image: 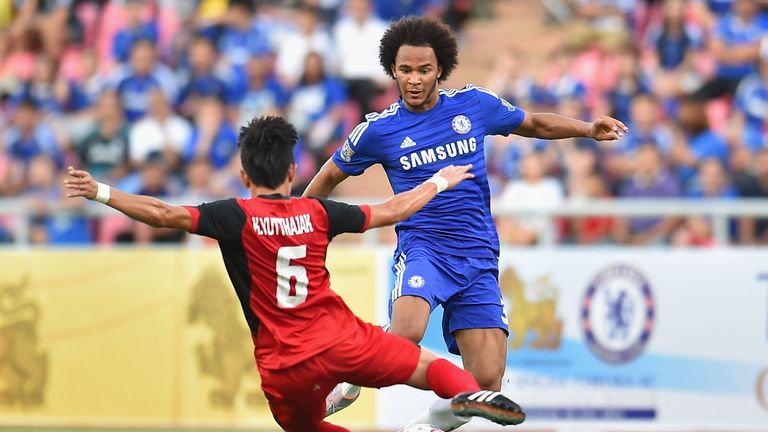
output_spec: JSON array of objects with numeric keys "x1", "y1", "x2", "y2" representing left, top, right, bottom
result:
[{"x1": 0, "y1": 0, "x2": 767, "y2": 246}]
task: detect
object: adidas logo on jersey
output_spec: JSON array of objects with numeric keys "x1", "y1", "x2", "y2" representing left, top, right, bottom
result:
[{"x1": 400, "y1": 136, "x2": 417, "y2": 149}]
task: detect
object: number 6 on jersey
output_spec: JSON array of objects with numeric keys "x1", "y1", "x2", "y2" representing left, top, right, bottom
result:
[{"x1": 276, "y1": 245, "x2": 309, "y2": 308}]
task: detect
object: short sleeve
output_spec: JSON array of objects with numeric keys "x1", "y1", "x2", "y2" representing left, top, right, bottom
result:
[
  {"x1": 472, "y1": 86, "x2": 527, "y2": 136},
  {"x1": 314, "y1": 198, "x2": 370, "y2": 238},
  {"x1": 331, "y1": 121, "x2": 380, "y2": 176},
  {"x1": 184, "y1": 199, "x2": 246, "y2": 243}
]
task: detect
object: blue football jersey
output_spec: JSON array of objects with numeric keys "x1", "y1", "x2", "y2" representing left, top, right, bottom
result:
[{"x1": 332, "y1": 85, "x2": 525, "y2": 258}]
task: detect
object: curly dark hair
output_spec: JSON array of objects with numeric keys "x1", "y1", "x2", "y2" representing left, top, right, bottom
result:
[
  {"x1": 379, "y1": 17, "x2": 458, "y2": 83},
  {"x1": 239, "y1": 116, "x2": 297, "y2": 189}
]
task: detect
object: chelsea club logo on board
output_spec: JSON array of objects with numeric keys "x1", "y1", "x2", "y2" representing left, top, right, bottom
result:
[
  {"x1": 452, "y1": 115, "x2": 471, "y2": 134},
  {"x1": 581, "y1": 264, "x2": 654, "y2": 364}
]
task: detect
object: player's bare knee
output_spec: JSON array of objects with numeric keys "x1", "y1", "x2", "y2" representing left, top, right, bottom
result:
[
  {"x1": 466, "y1": 361, "x2": 504, "y2": 391},
  {"x1": 473, "y1": 369, "x2": 503, "y2": 391},
  {"x1": 388, "y1": 321, "x2": 425, "y2": 344}
]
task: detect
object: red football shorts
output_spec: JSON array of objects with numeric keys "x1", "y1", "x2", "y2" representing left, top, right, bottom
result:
[{"x1": 258, "y1": 319, "x2": 420, "y2": 432}]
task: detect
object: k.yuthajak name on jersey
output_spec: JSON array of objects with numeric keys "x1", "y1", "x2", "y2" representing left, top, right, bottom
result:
[{"x1": 252, "y1": 214, "x2": 315, "y2": 236}]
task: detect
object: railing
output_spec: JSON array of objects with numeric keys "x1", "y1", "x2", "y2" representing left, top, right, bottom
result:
[{"x1": 1, "y1": 197, "x2": 768, "y2": 247}]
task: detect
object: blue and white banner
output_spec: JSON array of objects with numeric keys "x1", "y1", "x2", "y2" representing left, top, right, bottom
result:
[{"x1": 375, "y1": 249, "x2": 768, "y2": 431}]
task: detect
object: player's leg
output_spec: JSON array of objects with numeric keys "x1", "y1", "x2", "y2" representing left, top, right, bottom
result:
[
  {"x1": 260, "y1": 360, "x2": 346, "y2": 432},
  {"x1": 326, "y1": 249, "x2": 442, "y2": 417},
  {"x1": 401, "y1": 335, "x2": 525, "y2": 426},
  {"x1": 454, "y1": 328, "x2": 507, "y2": 390},
  {"x1": 389, "y1": 295, "x2": 431, "y2": 343},
  {"x1": 388, "y1": 249, "x2": 445, "y2": 343},
  {"x1": 444, "y1": 257, "x2": 510, "y2": 390},
  {"x1": 410, "y1": 256, "x2": 512, "y2": 430}
]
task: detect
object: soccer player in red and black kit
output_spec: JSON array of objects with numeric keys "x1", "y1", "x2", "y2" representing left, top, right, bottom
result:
[{"x1": 63, "y1": 116, "x2": 525, "y2": 432}]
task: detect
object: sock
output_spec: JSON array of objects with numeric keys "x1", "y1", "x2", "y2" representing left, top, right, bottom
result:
[
  {"x1": 426, "y1": 358, "x2": 481, "y2": 398},
  {"x1": 407, "y1": 398, "x2": 471, "y2": 432},
  {"x1": 317, "y1": 421, "x2": 350, "y2": 432}
]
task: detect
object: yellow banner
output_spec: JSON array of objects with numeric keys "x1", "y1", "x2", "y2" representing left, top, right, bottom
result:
[{"x1": 0, "y1": 247, "x2": 378, "y2": 429}]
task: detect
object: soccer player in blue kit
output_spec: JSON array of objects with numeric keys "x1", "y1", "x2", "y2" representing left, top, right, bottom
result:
[{"x1": 304, "y1": 16, "x2": 628, "y2": 430}]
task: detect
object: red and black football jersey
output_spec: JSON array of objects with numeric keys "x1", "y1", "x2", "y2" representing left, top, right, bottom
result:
[{"x1": 185, "y1": 195, "x2": 371, "y2": 370}]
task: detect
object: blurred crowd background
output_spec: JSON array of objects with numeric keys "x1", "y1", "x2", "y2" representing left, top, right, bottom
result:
[{"x1": 1, "y1": 0, "x2": 768, "y2": 247}]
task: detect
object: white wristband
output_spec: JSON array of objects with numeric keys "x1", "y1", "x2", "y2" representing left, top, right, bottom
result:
[
  {"x1": 94, "y1": 182, "x2": 111, "y2": 204},
  {"x1": 425, "y1": 174, "x2": 449, "y2": 194}
]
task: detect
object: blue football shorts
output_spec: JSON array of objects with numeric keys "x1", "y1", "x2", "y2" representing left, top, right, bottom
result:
[{"x1": 388, "y1": 248, "x2": 509, "y2": 355}]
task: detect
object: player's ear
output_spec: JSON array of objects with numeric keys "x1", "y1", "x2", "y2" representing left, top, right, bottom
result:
[
  {"x1": 437, "y1": 66, "x2": 443, "y2": 80},
  {"x1": 287, "y1": 163, "x2": 297, "y2": 184},
  {"x1": 239, "y1": 169, "x2": 251, "y2": 188}
]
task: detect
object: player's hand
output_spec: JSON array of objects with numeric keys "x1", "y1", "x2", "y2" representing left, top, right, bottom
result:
[
  {"x1": 587, "y1": 116, "x2": 629, "y2": 141},
  {"x1": 437, "y1": 164, "x2": 475, "y2": 190},
  {"x1": 63, "y1": 166, "x2": 98, "y2": 200}
]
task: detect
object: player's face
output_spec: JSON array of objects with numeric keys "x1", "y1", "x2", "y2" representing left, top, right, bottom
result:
[{"x1": 392, "y1": 45, "x2": 442, "y2": 112}]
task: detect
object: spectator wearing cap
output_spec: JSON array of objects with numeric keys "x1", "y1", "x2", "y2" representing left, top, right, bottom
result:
[
  {"x1": 333, "y1": 0, "x2": 389, "y2": 120},
  {"x1": 112, "y1": 0, "x2": 158, "y2": 63},
  {"x1": 113, "y1": 39, "x2": 178, "y2": 122},
  {"x1": 695, "y1": 0, "x2": 768, "y2": 99},
  {"x1": 183, "y1": 97, "x2": 237, "y2": 170},
  {"x1": 176, "y1": 36, "x2": 237, "y2": 118},
  {"x1": 670, "y1": 96, "x2": 729, "y2": 186},
  {"x1": 614, "y1": 143, "x2": 682, "y2": 245}
]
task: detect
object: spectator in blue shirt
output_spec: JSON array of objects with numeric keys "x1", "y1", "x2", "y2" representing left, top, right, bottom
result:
[
  {"x1": 671, "y1": 96, "x2": 730, "y2": 185},
  {"x1": 233, "y1": 54, "x2": 289, "y2": 128},
  {"x1": 218, "y1": 2, "x2": 271, "y2": 71},
  {"x1": 615, "y1": 143, "x2": 682, "y2": 244},
  {"x1": 3, "y1": 99, "x2": 62, "y2": 170},
  {"x1": 605, "y1": 48, "x2": 652, "y2": 124},
  {"x1": 177, "y1": 36, "x2": 236, "y2": 118},
  {"x1": 23, "y1": 155, "x2": 91, "y2": 245},
  {"x1": 113, "y1": 39, "x2": 178, "y2": 122},
  {"x1": 686, "y1": 157, "x2": 738, "y2": 198},
  {"x1": 650, "y1": 0, "x2": 704, "y2": 71},
  {"x1": 9, "y1": 55, "x2": 89, "y2": 114},
  {"x1": 695, "y1": 0, "x2": 768, "y2": 99},
  {"x1": 373, "y1": 0, "x2": 445, "y2": 21},
  {"x1": 286, "y1": 51, "x2": 347, "y2": 165},
  {"x1": 733, "y1": 56, "x2": 768, "y2": 151},
  {"x1": 112, "y1": 0, "x2": 159, "y2": 63},
  {"x1": 183, "y1": 97, "x2": 237, "y2": 170}
]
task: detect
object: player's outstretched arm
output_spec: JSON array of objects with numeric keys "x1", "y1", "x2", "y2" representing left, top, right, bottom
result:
[
  {"x1": 63, "y1": 166, "x2": 193, "y2": 231},
  {"x1": 514, "y1": 112, "x2": 629, "y2": 141},
  {"x1": 367, "y1": 164, "x2": 473, "y2": 229},
  {"x1": 303, "y1": 159, "x2": 349, "y2": 198}
]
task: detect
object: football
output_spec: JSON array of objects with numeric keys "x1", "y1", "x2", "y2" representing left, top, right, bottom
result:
[{"x1": 397, "y1": 425, "x2": 445, "y2": 432}]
